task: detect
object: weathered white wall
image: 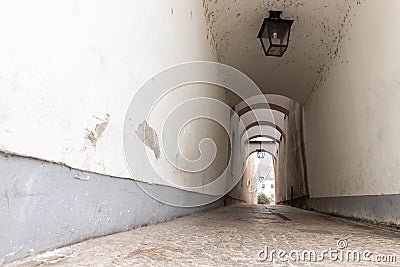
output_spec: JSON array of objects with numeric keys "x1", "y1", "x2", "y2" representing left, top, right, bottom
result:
[
  {"x1": 304, "y1": 0, "x2": 400, "y2": 198},
  {"x1": 0, "y1": 1, "x2": 236, "y2": 262},
  {"x1": 276, "y1": 100, "x2": 308, "y2": 205},
  {"x1": 0, "y1": 1, "x2": 229, "y2": 188},
  {"x1": 228, "y1": 155, "x2": 257, "y2": 204},
  {"x1": 141, "y1": 84, "x2": 230, "y2": 191}
]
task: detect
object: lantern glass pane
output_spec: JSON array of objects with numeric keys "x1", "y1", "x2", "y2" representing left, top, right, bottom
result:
[
  {"x1": 267, "y1": 20, "x2": 291, "y2": 46},
  {"x1": 268, "y1": 46, "x2": 286, "y2": 56},
  {"x1": 260, "y1": 24, "x2": 270, "y2": 51}
]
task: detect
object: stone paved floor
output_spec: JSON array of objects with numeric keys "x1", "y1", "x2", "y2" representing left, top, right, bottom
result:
[{"x1": 7, "y1": 204, "x2": 400, "y2": 266}]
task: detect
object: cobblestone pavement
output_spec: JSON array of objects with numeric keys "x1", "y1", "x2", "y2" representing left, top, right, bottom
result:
[{"x1": 7, "y1": 204, "x2": 400, "y2": 266}]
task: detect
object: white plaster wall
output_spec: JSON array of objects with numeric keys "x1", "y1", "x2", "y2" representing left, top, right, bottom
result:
[
  {"x1": 276, "y1": 101, "x2": 308, "y2": 203},
  {"x1": 228, "y1": 155, "x2": 257, "y2": 204},
  {"x1": 143, "y1": 83, "x2": 231, "y2": 192},
  {"x1": 304, "y1": 0, "x2": 400, "y2": 197},
  {"x1": 0, "y1": 1, "x2": 228, "y2": 186}
]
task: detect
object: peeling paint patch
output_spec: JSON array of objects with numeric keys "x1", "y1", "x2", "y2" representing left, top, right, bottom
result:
[
  {"x1": 136, "y1": 121, "x2": 161, "y2": 159},
  {"x1": 85, "y1": 130, "x2": 97, "y2": 147},
  {"x1": 95, "y1": 115, "x2": 109, "y2": 138},
  {"x1": 85, "y1": 114, "x2": 110, "y2": 147}
]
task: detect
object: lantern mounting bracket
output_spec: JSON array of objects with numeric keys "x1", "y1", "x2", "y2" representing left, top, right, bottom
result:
[{"x1": 268, "y1": 11, "x2": 282, "y2": 19}]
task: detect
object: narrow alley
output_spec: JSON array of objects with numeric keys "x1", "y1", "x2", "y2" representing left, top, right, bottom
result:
[
  {"x1": 1, "y1": 0, "x2": 400, "y2": 266},
  {"x1": 9, "y1": 204, "x2": 400, "y2": 266}
]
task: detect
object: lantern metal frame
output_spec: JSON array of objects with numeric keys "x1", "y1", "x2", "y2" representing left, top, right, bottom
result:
[{"x1": 257, "y1": 10, "x2": 294, "y2": 57}]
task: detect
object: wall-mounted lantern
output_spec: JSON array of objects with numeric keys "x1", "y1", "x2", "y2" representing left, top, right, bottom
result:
[
  {"x1": 256, "y1": 142, "x2": 266, "y2": 159},
  {"x1": 257, "y1": 11, "x2": 294, "y2": 57}
]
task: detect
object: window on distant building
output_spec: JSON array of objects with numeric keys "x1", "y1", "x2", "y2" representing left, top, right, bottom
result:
[
  {"x1": 271, "y1": 184, "x2": 274, "y2": 189},
  {"x1": 261, "y1": 184, "x2": 265, "y2": 188}
]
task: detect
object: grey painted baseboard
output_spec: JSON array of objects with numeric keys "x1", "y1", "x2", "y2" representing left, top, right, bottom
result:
[
  {"x1": 307, "y1": 195, "x2": 400, "y2": 227},
  {"x1": 0, "y1": 152, "x2": 224, "y2": 263},
  {"x1": 276, "y1": 195, "x2": 308, "y2": 209}
]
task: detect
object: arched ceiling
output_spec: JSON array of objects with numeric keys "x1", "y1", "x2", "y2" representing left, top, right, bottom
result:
[
  {"x1": 237, "y1": 94, "x2": 290, "y2": 145},
  {"x1": 242, "y1": 125, "x2": 281, "y2": 143},
  {"x1": 203, "y1": 0, "x2": 363, "y2": 103}
]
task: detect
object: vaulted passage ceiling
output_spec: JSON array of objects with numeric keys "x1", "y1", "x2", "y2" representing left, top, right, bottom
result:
[{"x1": 203, "y1": 0, "x2": 364, "y2": 103}]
